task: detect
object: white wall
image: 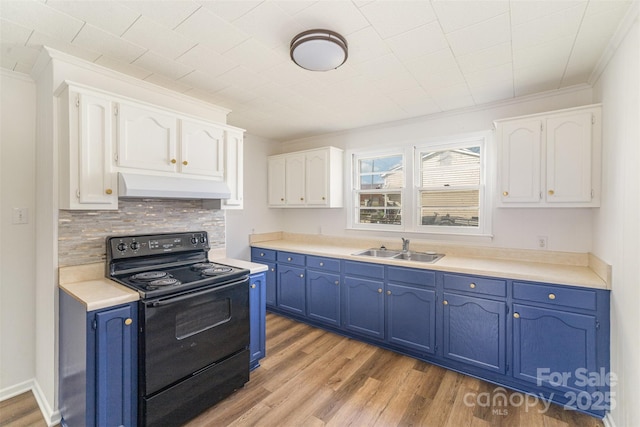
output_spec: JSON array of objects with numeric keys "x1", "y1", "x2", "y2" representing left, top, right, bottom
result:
[
  {"x1": 592, "y1": 7, "x2": 640, "y2": 427},
  {"x1": 0, "y1": 71, "x2": 37, "y2": 397},
  {"x1": 277, "y1": 86, "x2": 596, "y2": 252},
  {"x1": 225, "y1": 133, "x2": 283, "y2": 259}
]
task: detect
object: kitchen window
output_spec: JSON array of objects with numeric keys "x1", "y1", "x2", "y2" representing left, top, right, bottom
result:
[
  {"x1": 352, "y1": 152, "x2": 404, "y2": 229},
  {"x1": 349, "y1": 132, "x2": 492, "y2": 236}
]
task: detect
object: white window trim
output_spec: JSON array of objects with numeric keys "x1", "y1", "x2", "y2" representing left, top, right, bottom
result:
[{"x1": 346, "y1": 131, "x2": 493, "y2": 238}]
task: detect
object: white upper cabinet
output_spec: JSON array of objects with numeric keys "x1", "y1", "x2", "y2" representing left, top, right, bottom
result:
[
  {"x1": 496, "y1": 105, "x2": 601, "y2": 208},
  {"x1": 58, "y1": 85, "x2": 117, "y2": 210},
  {"x1": 180, "y1": 119, "x2": 224, "y2": 178},
  {"x1": 116, "y1": 103, "x2": 178, "y2": 173},
  {"x1": 268, "y1": 147, "x2": 343, "y2": 208}
]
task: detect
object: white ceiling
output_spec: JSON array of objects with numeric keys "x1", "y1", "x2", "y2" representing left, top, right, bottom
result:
[{"x1": 0, "y1": 0, "x2": 633, "y2": 141}]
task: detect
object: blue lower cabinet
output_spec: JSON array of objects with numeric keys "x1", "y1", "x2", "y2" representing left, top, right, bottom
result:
[
  {"x1": 249, "y1": 273, "x2": 267, "y2": 370},
  {"x1": 306, "y1": 270, "x2": 341, "y2": 327},
  {"x1": 513, "y1": 304, "x2": 598, "y2": 395},
  {"x1": 441, "y1": 292, "x2": 507, "y2": 374},
  {"x1": 343, "y1": 276, "x2": 385, "y2": 339},
  {"x1": 386, "y1": 283, "x2": 436, "y2": 354},
  {"x1": 277, "y1": 265, "x2": 306, "y2": 315},
  {"x1": 60, "y1": 290, "x2": 137, "y2": 427},
  {"x1": 265, "y1": 262, "x2": 277, "y2": 307}
]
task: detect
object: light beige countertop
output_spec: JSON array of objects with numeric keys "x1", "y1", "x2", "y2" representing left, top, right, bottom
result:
[
  {"x1": 59, "y1": 256, "x2": 267, "y2": 312},
  {"x1": 250, "y1": 233, "x2": 610, "y2": 291}
]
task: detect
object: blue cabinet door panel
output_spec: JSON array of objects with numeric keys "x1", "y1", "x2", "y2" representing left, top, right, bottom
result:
[
  {"x1": 442, "y1": 293, "x2": 506, "y2": 373},
  {"x1": 307, "y1": 270, "x2": 341, "y2": 326},
  {"x1": 387, "y1": 283, "x2": 436, "y2": 354},
  {"x1": 95, "y1": 305, "x2": 136, "y2": 427},
  {"x1": 264, "y1": 262, "x2": 277, "y2": 307},
  {"x1": 249, "y1": 273, "x2": 267, "y2": 369},
  {"x1": 343, "y1": 276, "x2": 384, "y2": 339},
  {"x1": 513, "y1": 304, "x2": 598, "y2": 394},
  {"x1": 277, "y1": 266, "x2": 306, "y2": 315}
]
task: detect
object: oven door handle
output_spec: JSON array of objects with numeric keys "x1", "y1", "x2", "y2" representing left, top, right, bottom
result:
[{"x1": 147, "y1": 278, "x2": 247, "y2": 307}]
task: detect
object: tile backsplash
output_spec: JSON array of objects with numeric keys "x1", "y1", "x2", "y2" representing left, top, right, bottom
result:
[{"x1": 58, "y1": 199, "x2": 225, "y2": 267}]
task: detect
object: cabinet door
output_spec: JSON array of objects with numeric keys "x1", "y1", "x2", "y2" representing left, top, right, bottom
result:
[
  {"x1": 499, "y1": 119, "x2": 542, "y2": 203},
  {"x1": 117, "y1": 103, "x2": 177, "y2": 172},
  {"x1": 285, "y1": 154, "x2": 306, "y2": 206},
  {"x1": 512, "y1": 304, "x2": 598, "y2": 395},
  {"x1": 180, "y1": 119, "x2": 224, "y2": 178},
  {"x1": 277, "y1": 265, "x2": 306, "y2": 315},
  {"x1": 343, "y1": 276, "x2": 385, "y2": 340},
  {"x1": 442, "y1": 293, "x2": 507, "y2": 374},
  {"x1": 306, "y1": 270, "x2": 340, "y2": 326},
  {"x1": 78, "y1": 92, "x2": 117, "y2": 207},
  {"x1": 546, "y1": 112, "x2": 593, "y2": 203},
  {"x1": 95, "y1": 305, "x2": 136, "y2": 427},
  {"x1": 222, "y1": 130, "x2": 244, "y2": 209},
  {"x1": 249, "y1": 273, "x2": 266, "y2": 369},
  {"x1": 305, "y1": 149, "x2": 329, "y2": 206},
  {"x1": 387, "y1": 283, "x2": 436, "y2": 354},
  {"x1": 267, "y1": 156, "x2": 286, "y2": 206},
  {"x1": 264, "y1": 262, "x2": 277, "y2": 307}
]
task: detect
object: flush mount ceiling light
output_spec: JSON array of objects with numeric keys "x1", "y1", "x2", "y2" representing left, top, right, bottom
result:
[{"x1": 290, "y1": 29, "x2": 348, "y2": 72}]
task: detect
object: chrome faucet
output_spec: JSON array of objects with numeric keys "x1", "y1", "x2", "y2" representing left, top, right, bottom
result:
[{"x1": 401, "y1": 237, "x2": 410, "y2": 252}]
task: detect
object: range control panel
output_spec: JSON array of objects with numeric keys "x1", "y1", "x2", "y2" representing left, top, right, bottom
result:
[{"x1": 107, "y1": 231, "x2": 209, "y2": 260}]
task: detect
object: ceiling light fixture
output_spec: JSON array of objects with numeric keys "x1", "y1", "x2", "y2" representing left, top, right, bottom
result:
[{"x1": 290, "y1": 29, "x2": 348, "y2": 72}]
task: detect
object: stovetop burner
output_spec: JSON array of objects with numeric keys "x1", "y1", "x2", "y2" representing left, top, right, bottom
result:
[{"x1": 107, "y1": 231, "x2": 250, "y2": 299}]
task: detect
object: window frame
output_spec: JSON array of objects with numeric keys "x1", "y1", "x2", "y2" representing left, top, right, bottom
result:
[{"x1": 347, "y1": 131, "x2": 493, "y2": 237}]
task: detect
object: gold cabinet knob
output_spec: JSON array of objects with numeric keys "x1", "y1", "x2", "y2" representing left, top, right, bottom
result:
[
  {"x1": 251, "y1": 284, "x2": 256, "y2": 289},
  {"x1": 470, "y1": 283, "x2": 476, "y2": 289},
  {"x1": 280, "y1": 198, "x2": 284, "y2": 201},
  {"x1": 387, "y1": 290, "x2": 392, "y2": 295},
  {"x1": 322, "y1": 197, "x2": 326, "y2": 200},
  {"x1": 503, "y1": 191, "x2": 509, "y2": 196},
  {"x1": 300, "y1": 197, "x2": 304, "y2": 201},
  {"x1": 105, "y1": 188, "x2": 113, "y2": 195},
  {"x1": 171, "y1": 159, "x2": 177, "y2": 164},
  {"x1": 378, "y1": 288, "x2": 383, "y2": 293},
  {"x1": 443, "y1": 300, "x2": 448, "y2": 305},
  {"x1": 548, "y1": 293, "x2": 556, "y2": 300},
  {"x1": 513, "y1": 313, "x2": 520, "y2": 319},
  {"x1": 548, "y1": 190, "x2": 555, "y2": 195},
  {"x1": 183, "y1": 160, "x2": 188, "y2": 166},
  {"x1": 124, "y1": 318, "x2": 133, "y2": 326}
]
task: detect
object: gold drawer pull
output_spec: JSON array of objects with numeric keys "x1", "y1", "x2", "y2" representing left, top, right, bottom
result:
[
  {"x1": 124, "y1": 318, "x2": 133, "y2": 326},
  {"x1": 183, "y1": 160, "x2": 188, "y2": 166},
  {"x1": 443, "y1": 300, "x2": 448, "y2": 305},
  {"x1": 513, "y1": 313, "x2": 520, "y2": 319},
  {"x1": 300, "y1": 197, "x2": 304, "y2": 201},
  {"x1": 548, "y1": 189, "x2": 555, "y2": 196},
  {"x1": 105, "y1": 188, "x2": 113, "y2": 195},
  {"x1": 470, "y1": 283, "x2": 476, "y2": 289},
  {"x1": 171, "y1": 158, "x2": 177, "y2": 164},
  {"x1": 503, "y1": 191, "x2": 509, "y2": 196},
  {"x1": 548, "y1": 293, "x2": 556, "y2": 300}
]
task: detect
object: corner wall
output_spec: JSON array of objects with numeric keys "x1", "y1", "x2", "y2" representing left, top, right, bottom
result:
[{"x1": 591, "y1": 7, "x2": 640, "y2": 426}]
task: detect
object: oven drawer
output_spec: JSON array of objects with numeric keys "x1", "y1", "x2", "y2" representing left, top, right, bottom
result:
[{"x1": 142, "y1": 349, "x2": 249, "y2": 427}]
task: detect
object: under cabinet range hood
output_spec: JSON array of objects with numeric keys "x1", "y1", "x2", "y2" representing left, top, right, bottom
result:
[{"x1": 118, "y1": 172, "x2": 231, "y2": 200}]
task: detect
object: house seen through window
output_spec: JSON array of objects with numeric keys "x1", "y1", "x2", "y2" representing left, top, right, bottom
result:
[{"x1": 355, "y1": 154, "x2": 403, "y2": 226}]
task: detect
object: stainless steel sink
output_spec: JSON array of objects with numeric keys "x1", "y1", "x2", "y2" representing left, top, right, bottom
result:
[
  {"x1": 352, "y1": 248, "x2": 402, "y2": 258},
  {"x1": 392, "y1": 252, "x2": 444, "y2": 263},
  {"x1": 352, "y1": 248, "x2": 444, "y2": 263}
]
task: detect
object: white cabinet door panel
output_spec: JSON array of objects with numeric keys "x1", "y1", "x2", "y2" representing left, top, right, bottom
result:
[
  {"x1": 180, "y1": 120, "x2": 224, "y2": 178},
  {"x1": 500, "y1": 119, "x2": 542, "y2": 203},
  {"x1": 285, "y1": 154, "x2": 306, "y2": 206},
  {"x1": 268, "y1": 157, "x2": 286, "y2": 206},
  {"x1": 222, "y1": 130, "x2": 243, "y2": 209},
  {"x1": 306, "y1": 150, "x2": 329, "y2": 206}
]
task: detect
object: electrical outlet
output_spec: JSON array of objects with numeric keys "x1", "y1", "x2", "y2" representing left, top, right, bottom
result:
[
  {"x1": 12, "y1": 207, "x2": 28, "y2": 224},
  {"x1": 537, "y1": 236, "x2": 548, "y2": 249}
]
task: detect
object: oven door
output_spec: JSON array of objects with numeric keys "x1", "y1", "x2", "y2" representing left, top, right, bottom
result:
[{"x1": 141, "y1": 277, "x2": 249, "y2": 396}]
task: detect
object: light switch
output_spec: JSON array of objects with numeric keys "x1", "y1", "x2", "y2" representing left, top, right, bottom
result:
[{"x1": 12, "y1": 207, "x2": 28, "y2": 224}]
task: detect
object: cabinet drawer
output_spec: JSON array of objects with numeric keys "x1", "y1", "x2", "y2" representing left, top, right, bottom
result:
[
  {"x1": 513, "y1": 282, "x2": 597, "y2": 311},
  {"x1": 387, "y1": 266, "x2": 435, "y2": 287},
  {"x1": 443, "y1": 273, "x2": 506, "y2": 297},
  {"x1": 307, "y1": 255, "x2": 341, "y2": 273},
  {"x1": 277, "y1": 251, "x2": 305, "y2": 266},
  {"x1": 251, "y1": 247, "x2": 276, "y2": 261},
  {"x1": 344, "y1": 261, "x2": 384, "y2": 279}
]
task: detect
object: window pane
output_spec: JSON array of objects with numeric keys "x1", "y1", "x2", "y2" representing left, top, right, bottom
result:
[
  {"x1": 358, "y1": 208, "x2": 402, "y2": 225},
  {"x1": 420, "y1": 189, "x2": 479, "y2": 227},
  {"x1": 420, "y1": 147, "x2": 480, "y2": 187},
  {"x1": 359, "y1": 193, "x2": 402, "y2": 208},
  {"x1": 358, "y1": 154, "x2": 403, "y2": 190}
]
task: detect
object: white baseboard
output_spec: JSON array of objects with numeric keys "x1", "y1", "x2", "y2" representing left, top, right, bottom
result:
[
  {"x1": 603, "y1": 412, "x2": 616, "y2": 427},
  {"x1": 0, "y1": 379, "x2": 60, "y2": 427}
]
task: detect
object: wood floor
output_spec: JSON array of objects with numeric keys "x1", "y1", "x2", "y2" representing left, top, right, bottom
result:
[
  {"x1": 187, "y1": 313, "x2": 604, "y2": 427},
  {"x1": 1, "y1": 313, "x2": 604, "y2": 427}
]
